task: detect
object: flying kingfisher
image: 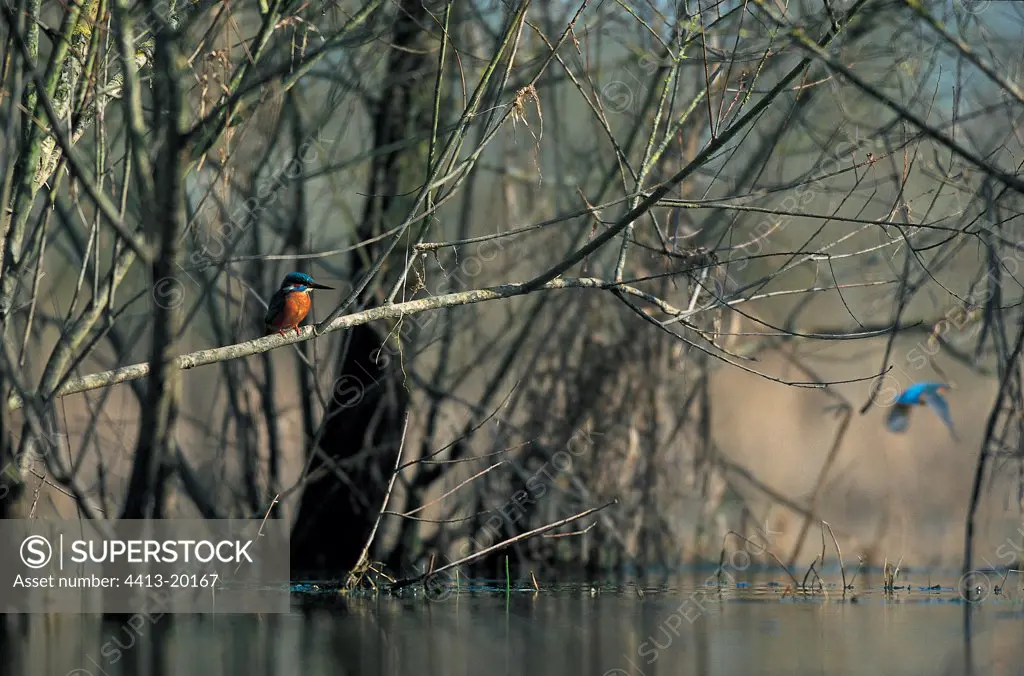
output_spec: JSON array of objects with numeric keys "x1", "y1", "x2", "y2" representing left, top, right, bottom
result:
[
  {"x1": 264, "y1": 272, "x2": 333, "y2": 336},
  {"x1": 885, "y1": 382, "x2": 957, "y2": 440}
]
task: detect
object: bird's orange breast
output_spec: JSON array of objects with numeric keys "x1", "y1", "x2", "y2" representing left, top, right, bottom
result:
[{"x1": 270, "y1": 291, "x2": 311, "y2": 329}]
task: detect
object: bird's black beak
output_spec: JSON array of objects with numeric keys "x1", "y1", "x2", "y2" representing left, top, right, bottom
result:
[{"x1": 310, "y1": 282, "x2": 334, "y2": 290}]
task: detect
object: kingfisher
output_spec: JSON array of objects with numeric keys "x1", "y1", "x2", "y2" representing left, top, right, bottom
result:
[
  {"x1": 885, "y1": 382, "x2": 957, "y2": 440},
  {"x1": 264, "y1": 272, "x2": 333, "y2": 336}
]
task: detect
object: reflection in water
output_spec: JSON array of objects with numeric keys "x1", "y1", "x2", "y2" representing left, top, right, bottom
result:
[{"x1": 1, "y1": 579, "x2": 1020, "y2": 676}]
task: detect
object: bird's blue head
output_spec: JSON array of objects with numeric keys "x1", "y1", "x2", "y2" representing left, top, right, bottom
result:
[{"x1": 279, "y1": 272, "x2": 333, "y2": 293}]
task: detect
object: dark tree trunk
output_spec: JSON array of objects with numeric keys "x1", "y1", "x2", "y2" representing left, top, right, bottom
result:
[
  {"x1": 290, "y1": 323, "x2": 409, "y2": 576},
  {"x1": 289, "y1": 0, "x2": 433, "y2": 578}
]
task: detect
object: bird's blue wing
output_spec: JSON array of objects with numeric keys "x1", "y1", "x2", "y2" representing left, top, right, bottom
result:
[
  {"x1": 897, "y1": 383, "x2": 937, "y2": 403},
  {"x1": 264, "y1": 289, "x2": 286, "y2": 327},
  {"x1": 897, "y1": 382, "x2": 927, "y2": 405},
  {"x1": 885, "y1": 404, "x2": 912, "y2": 433},
  {"x1": 896, "y1": 381, "x2": 949, "y2": 406},
  {"x1": 923, "y1": 388, "x2": 958, "y2": 439}
]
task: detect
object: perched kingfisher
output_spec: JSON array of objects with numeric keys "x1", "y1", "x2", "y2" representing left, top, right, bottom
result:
[
  {"x1": 885, "y1": 382, "x2": 957, "y2": 439},
  {"x1": 264, "y1": 272, "x2": 333, "y2": 336}
]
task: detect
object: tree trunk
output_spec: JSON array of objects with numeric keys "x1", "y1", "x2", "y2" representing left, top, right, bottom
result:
[{"x1": 289, "y1": 0, "x2": 434, "y2": 577}]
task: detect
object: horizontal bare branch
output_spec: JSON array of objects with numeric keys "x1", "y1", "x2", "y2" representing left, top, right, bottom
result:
[{"x1": 7, "y1": 276, "x2": 694, "y2": 411}]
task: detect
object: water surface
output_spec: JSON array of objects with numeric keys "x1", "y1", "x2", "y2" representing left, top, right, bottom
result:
[{"x1": 4, "y1": 572, "x2": 1022, "y2": 676}]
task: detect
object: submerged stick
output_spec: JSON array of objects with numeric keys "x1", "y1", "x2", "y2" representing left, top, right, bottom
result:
[
  {"x1": 822, "y1": 521, "x2": 848, "y2": 594},
  {"x1": 801, "y1": 555, "x2": 819, "y2": 590}
]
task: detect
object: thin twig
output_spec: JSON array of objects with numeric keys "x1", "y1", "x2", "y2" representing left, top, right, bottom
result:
[
  {"x1": 822, "y1": 521, "x2": 847, "y2": 594},
  {"x1": 347, "y1": 412, "x2": 410, "y2": 586},
  {"x1": 390, "y1": 500, "x2": 618, "y2": 590},
  {"x1": 719, "y1": 530, "x2": 801, "y2": 589},
  {"x1": 397, "y1": 461, "x2": 504, "y2": 517}
]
